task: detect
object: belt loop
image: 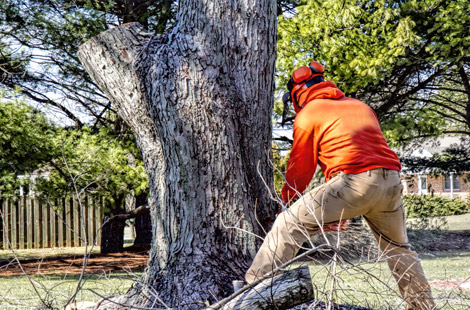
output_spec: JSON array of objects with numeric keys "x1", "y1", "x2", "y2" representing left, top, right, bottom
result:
[
  {"x1": 383, "y1": 168, "x2": 387, "y2": 180},
  {"x1": 367, "y1": 170, "x2": 371, "y2": 176}
]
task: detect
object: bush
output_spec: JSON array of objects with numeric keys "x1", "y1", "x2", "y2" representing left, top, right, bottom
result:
[{"x1": 403, "y1": 194, "x2": 470, "y2": 218}]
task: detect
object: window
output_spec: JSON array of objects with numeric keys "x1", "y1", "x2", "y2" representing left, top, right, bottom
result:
[
  {"x1": 418, "y1": 175, "x2": 427, "y2": 194},
  {"x1": 421, "y1": 177, "x2": 427, "y2": 190},
  {"x1": 444, "y1": 174, "x2": 461, "y2": 191}
]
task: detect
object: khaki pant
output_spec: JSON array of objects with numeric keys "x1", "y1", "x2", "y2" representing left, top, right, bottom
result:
[{"x1": 246, "y1": 168, "x2": 435, "y2": 310}]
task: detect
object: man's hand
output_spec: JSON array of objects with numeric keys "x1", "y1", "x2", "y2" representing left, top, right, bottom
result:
[{"x1": 322, "y1": 220, "x2": 349, "y2": 233}]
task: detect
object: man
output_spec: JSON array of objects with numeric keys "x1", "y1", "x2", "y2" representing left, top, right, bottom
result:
[{"x1": 245, "y1": 61, "x2": 435, "y2": 309}]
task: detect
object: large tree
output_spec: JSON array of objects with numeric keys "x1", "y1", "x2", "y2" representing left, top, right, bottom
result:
[{"x1": 79, "y1": 1, "x2": 277, "y2": 308}]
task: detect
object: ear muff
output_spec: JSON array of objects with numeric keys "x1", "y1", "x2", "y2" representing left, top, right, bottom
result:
[
  {"x1": 291, "y1": 83, "x2": 306, "y2": 111},
  {"x1": 287, "y1": 61, "x2": 326, "y2": 112},
  {"x1": 291, "y1": 66, "x2": 313, "y2": 84},
  {"x1": 309, "y1": 61, "x2": 324, "y2": 74}
]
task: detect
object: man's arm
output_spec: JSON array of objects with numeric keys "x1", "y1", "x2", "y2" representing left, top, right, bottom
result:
[{"x1": 281, "y1": 125, "x2": 316, "y2": 203}]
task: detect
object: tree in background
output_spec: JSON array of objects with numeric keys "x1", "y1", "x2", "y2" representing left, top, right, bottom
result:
[
  {"x1": 1, "y1": 1, "x2": 160, "y2": 251},
  {"x1": 0, "y1": 96, "x2": 149, "y2": 252},
  {"x1": 0, "y1": 93, "x2": 56, "y2": 194},
  {"x1": 36, "y1": 125, "x2": 149, "y2": 253},
  {"x1": 0, "y1": 0, "x2": 176, "y2": 126}
]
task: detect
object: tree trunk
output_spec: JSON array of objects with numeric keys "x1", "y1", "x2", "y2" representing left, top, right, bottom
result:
[
  {"x1": 133, "y1": 209, "x2": 152, "y2": 246},
  {"x1": 133, "y1": 193, "x2": 152, "y2": 246},
  {"x1": 100, "y1": 215, "x2": 126, "y2": 254},
  {"x1": 78, "y1": 1, "x2": 277, "y2": 308},
  {"x1": 100, "y1": 195, "x2": 126, "y2": 254}
]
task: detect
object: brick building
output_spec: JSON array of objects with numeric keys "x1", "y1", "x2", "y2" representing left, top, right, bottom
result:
[
  {"x1": 402, "y1": 173, "x2": 469, "y2": 199},
  {"x1": 401, "y1": 136, "x2": 469, "y2": 200}
]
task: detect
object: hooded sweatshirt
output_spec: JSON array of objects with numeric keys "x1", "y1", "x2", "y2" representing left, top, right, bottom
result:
[{"x1": 281, "y1": 81, "x2": 401, "y2": 203}]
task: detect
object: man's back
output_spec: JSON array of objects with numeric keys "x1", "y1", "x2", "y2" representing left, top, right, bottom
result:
[{"x1": 295, "y1": 95, "x2": 401, "y2": 180}]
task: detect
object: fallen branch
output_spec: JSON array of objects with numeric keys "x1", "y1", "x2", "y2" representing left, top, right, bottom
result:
[
  {"x1": 207, "y1": 245, "x2": 337, "y2": 310},
  {"x1": 208, "y1": 266, "x2": 314, "y2": 310}
]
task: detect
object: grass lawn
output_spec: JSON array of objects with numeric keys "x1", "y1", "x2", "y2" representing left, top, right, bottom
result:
[
  {"x1": 0, "y1": 272, "x2": 140, "y2": 309},
  {"x1": 0, "y1": 214, "x2": 468, "y2": 309},
  {"x1": 0, "y1": 246, "x2": 100, "y2": 262},
  {"x1": 302, "y1": 249, "x2": 470, "y2": 309},
  {"x1": 407, "y1": 213, "x2": 470, "y2": 231},
  {"x1": 433, "y1": 213, "x2": 470, "y2": 231}
]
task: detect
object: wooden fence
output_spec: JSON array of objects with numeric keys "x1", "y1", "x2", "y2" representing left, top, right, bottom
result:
[{"x1": 0, "y1": 196, "x2": 102, "y2": 249}]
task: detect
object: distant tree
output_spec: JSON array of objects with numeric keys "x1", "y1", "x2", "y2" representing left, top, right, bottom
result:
[
  {"x1": 0, "y1": 93, "x2": 56, "y2": 193},
  {"x1": 0, "y1": 0, "x2": 177, "y2": 126},
  {"x1": 37, "y1": 125, "x2": 149, "y2": 253}
]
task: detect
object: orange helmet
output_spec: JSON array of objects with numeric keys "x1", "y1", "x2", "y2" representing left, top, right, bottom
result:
[{"x1": 282, "y1": 61, "x2": 325, "y2": 117}]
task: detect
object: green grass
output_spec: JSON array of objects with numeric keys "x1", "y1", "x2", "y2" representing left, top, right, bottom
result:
[
  {"x1": 0, "y1": 215, "x2": 468, "y2": 309},
  {"x1": 0, "y1": 246, "x2": 100, "y2": 262},
  {"x1": 301, "y1": 250, "x2": 470, "y2": 310},
  {"x1": 407, "y1": 213, "x2": 470, "y2": 231},
  {"x1": 437, "y1": 213, "x2": 470, "y2": 231},
  {"x1": 0, "y1": 272, "x2": 140, "y2": 309}
]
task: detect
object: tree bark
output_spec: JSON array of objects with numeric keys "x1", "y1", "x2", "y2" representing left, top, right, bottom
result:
[
  {"x1": 100, "y1": 195, "x2": 126, "y2": 254},
  {"x1": 78, "y1": 1, "x2": 277, "y2": 308},
  {"x1": 100, "y1": 215, "x2": 126, "y2": 254}
]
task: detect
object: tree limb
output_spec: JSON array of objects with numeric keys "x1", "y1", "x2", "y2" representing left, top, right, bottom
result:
[{"x1": 113, "y1": 204, "x2": 150, "y2": 221}]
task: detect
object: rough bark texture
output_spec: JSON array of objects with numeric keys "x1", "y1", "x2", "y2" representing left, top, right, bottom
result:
[
  {"x1": 78, "y1": 1, "x2": 277, "y2": 308},
  {"x1": 100, "y1": 216, "x2": 126, "y2": 254},
  {"x1": 100, "y1": 196, "x2": 126, "y2": 254}
]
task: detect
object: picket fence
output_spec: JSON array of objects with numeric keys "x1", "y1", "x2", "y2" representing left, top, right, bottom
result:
[{"x1": 0, "y1": 196, "x2": 102, "y2": 249}]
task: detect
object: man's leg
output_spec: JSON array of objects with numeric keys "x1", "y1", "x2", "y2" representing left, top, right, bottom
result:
[
  {"x1": 364, "y1": 172, "x2": 435, "y2": 309},
  {"x1": 245, "y1": 175, "x2": 363, "y2": 283}
]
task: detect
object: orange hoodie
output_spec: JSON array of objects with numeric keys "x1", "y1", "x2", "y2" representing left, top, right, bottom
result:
[{"x1": 281, "y1": 81, "x2": 401, "y2": 203}]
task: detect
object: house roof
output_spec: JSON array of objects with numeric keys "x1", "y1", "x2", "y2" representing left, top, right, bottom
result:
[{"x1": 407, "y1": 136, "x2": 465, "y2": 157}]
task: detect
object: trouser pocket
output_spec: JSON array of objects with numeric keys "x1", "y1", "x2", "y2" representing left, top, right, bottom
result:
[
  {"x1": 328, "y1": 174, "x2": 378, "y2": 208},
  {"x1": 386, "y1": 183, "x2": 404, "y2": 211}
]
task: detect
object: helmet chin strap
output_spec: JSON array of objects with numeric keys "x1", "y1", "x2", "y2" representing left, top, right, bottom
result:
[{"x1": 305, "y1": 75, "x2": 324, "y2": 88}]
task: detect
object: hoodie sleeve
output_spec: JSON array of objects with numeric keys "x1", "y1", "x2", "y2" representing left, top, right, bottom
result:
[{"x1": 281, "y1": 124, "x2": 317, "y2": 203}]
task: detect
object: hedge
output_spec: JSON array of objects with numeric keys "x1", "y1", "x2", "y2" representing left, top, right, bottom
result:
[{"x1": 402, "y1": 194, "x2": 470, "y2": 218}]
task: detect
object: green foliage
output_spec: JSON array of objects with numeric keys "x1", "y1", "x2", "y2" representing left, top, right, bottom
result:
[
  {"x1": 403, "y1": 194, "x2": 470, "y2": 218},
  {"x1": 382, "y1": 106, "x2": 446, "y2": 149},
  {"x1": 276, "y1": 0, "x2": 470, "y2": 149},
  {"x1": 0, "y1": 93, "x2": 148, "y2": 210},
  {"x1": 37, "y1": 126, "x2": 148, "y2": 208},
  {"x1": 0, "y1": 93, "x2": 56, "y2": 193},
  {"x1": 272, "y1": 144, "x2": 289, "y2": 193},
  {"x1": 277, "y1": 0, "x2": 416, "y2": 94}
]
